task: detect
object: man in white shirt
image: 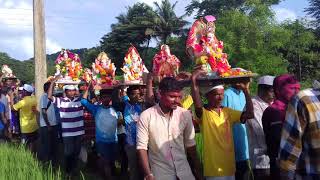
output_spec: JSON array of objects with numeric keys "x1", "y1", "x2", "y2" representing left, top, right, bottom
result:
[
  {"x1": 246, "y1": 75, "x2": 275, "y2": 180},
  {"x1": 137, "y1": 77, "x2": 202, "y2": 180}
]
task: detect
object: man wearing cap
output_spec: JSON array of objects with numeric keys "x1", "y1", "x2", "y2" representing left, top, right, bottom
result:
[
  {"x1": 191, "y1": 69, "x2": 254, "y2": 180},
  {"x1": 246, "y1": 76, "x2": 275, "y2": 180},
  {"x1": 48, "y1": 79, "x2": 84, "y2": 175},
  {"x1": 9, "y1": 84, "x2": 38, "y2": 152}
]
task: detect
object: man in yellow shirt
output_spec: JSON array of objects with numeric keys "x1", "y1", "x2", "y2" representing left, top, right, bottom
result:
[
  {"x1": 191, "y1": 69, "x2": 254, "y2": 180},
  {"x1": 10, "y1": 84, "x2": 38, "y2": 152}
]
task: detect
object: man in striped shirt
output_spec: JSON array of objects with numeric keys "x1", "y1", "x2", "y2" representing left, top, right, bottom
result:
[
  {"x1": 48, "y1": 78, "x2": 84, "y2": 175},
  {"x1": 279, "y1": 81, "x2": 320, "y2": 180}
]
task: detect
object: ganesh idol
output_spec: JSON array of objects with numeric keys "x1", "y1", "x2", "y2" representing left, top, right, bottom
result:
[
  {"x1": 55, "y1": 49, "x2": 83, "y2": 83},
  {"x1": 92, "y1": 52, "x2": 116, "y2": 86},
  {"x1": 186, "y1": 15, "x2": 231, "y2": 76},
  {"x1": 152, "y1": 44, "x2": 180, "y2": 80},
  {"x1": 121, "y1": 45, "x2": 149, "y2": 84}
]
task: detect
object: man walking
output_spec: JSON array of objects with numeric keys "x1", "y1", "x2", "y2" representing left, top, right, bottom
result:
[
  {"x1": 222, "y1": 83, "x2": 251, "y2": 180},
  {"x1": 48, "y1": 79, "x2": 84, "y2": 176},
  {"x1": 279, "y1": 81, "x2": 320, "y2": 180},
  {"x1": 137, "y1": 77, "x2": 203, "y2": 180},
  {"x1": 39, "y1": 82, "x2": 59, "y2": 165},
  {"x1": 10, "y1": 84, "x2": 38, "y2": 152},
  {"x1": 246, "y1": 76, "x2": 274, "y2": 180},
  {"x1": 81, "y1": 85, "x2": 119, "y2": 179},
  {"x1": 191, "y1": 68, "x2": 254, "y2": 180}
]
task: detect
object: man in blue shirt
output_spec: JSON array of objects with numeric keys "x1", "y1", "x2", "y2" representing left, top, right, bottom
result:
[
  {"x1": 81, "y1": 86, "x2": 120, "y2": 179},
  {"x1": 0, "y1": 101, "x2": 6, "y2": 139},
  {"x1": 223, "y1": 84, "x2": 251, "y2": 180},
  {"x1": 123, "y1": 85, "x2": 144, "y2": 180}
]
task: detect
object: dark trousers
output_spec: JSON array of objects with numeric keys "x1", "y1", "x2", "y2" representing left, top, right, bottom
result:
[
  {"x1": 270, "y1": 160, "x2": 280, "y2": 180},
  {"x1": 253, "y1": 169, "x2": 270, "y2": 180},
  {"x1": 63, "y1": 135, "x2": 82, "y2": 174},
  {"x1": 235, "y1": 160, "x2": 252, "y2": 180},
  {"x1": 39, "y1": 125, "x2": 59, "y2": 165},
  {"x1": 118, "y1": 133, "x2": 128, "y2": 174}
]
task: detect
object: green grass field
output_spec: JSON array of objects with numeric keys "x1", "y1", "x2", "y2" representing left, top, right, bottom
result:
[{"x1": 0, "y1": 143, "x2": 63, "y2": 180}]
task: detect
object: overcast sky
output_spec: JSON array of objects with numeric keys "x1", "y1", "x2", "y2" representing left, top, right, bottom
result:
[{"x1": 0, "y1": 0, "x2": 310, "y2": 60}]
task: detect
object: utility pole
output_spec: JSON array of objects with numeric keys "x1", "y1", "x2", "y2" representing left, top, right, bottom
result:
[{"x1": 33, "y1": 0, "x2": 47, "y2": 106}]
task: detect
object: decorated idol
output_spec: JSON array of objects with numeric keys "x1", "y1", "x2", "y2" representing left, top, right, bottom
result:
[
  {"x1": 187, "y1": 15, "x2": 254, "y2": 77},
  {"x1": 82, "y1": 68, "x2": 93, "y2": 83},
  {"x1": 1, "y1": 64, "x2": 16, "y2": 78},
  {"x1": 55, "y1": 49, "x2": 83, "y2": 83},
  {"x1": 186, "y1": 15, "x2": 231, "y2": 76},
  {"x1": 121, "y1": 45, "x2": 149, "y2": 84},
  {"x1": 152, "y1": 44, "x2": 180, "y2": 80},
  {"x1": 92, "y1": 52, "x2": 116, "y2": 86}
]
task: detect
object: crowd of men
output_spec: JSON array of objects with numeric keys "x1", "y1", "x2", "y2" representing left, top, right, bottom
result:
[{"x1": 0, "y1": 69, "x2": 319, "y2": 180}]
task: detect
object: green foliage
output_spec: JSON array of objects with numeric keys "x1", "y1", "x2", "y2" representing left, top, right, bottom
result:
[
  {"x1": 152, "y1": 0, "x2": 189, "y2": 43},
  {"x1": 215, "y1": 7, "x2": 289, "y2": 75},
  {"x1": 186, "y1": 0, "x2": 246, "y2": 18},
  {"x1": 305, "y1": 0, "x2": 320, "y2": 28},
  {"x1": 185, "y1": 0, "x2": 281, "y2": 18},
  {"x1": 100, "y1": 3, "x2": 156, "y2": 70},
  {"x1": 166, "y1": 33, "x2": 194, "y2": 71},
  {"x1": 0, "y1": 143, "x2": 62, "y2": 180},
  {"x1": 280, "y1": 20, "x2": 320, "y2": 81},
  {"x1": 100, "y1": 0, "x2": 188, "y2": 70}
]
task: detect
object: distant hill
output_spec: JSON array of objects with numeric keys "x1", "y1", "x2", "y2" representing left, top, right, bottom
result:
[{"x1": 0, "y1": 52, "x2": 35, "y2": 83}]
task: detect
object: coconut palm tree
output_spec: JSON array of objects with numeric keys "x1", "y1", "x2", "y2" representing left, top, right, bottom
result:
[{"x1": 152, "y1": 0, "x2": 189, "y2": 44}]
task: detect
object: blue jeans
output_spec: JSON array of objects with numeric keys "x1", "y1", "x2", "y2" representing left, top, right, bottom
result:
[
  {"x1": 63, "y1": 135, "x2": 82, "y2": 174},
  {"x1": 39, "y1": 125, "x2": 59, "y2": 164}
]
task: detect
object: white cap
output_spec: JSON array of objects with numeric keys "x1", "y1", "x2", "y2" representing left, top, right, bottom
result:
[
  {"x1": 258, "y1": 75, "x2": 275, "y2": 86},
  {"x1": 200, "y1": 85, "x2": 224, "y2": 95},
  {"x1": 63, "y1": 85, "x2": 77, "y2": 91},
  {"x1": 23, "y1": 84, "x2": 34, "y2": 93}
]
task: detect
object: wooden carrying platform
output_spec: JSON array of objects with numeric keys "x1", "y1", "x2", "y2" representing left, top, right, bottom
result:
[{"x1": 179, "y1": 74, "x2": 258, "y2": 87}]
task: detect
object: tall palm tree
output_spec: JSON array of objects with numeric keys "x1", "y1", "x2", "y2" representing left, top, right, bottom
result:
[{"x1": 153, "y1": 0, "x2": 189, "y2": 44}]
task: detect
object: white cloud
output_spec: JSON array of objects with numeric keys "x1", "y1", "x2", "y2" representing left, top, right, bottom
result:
[
  {"x1": 0, "y1": 0, "x2": 62, "y2": 60},
  {"x1": 21, "y1": 36, "x2": 34, "y2": 58},
  {"x1": 3, "y1": 0, "x2": 14, "y2": 8},
  {"x1": 136, "y1": 0, "x2": 162, "y2": 6},
  {"x1": 273, "y1": 7, "x2": 297, "y2": 22},
  {"x1": 46, "y1": 38, "x2": 62, "y2": 54}
]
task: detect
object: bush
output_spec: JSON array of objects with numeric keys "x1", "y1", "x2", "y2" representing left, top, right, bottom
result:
[{"x1": 0, "y1": 143, "x2": 62, "y2": 180}]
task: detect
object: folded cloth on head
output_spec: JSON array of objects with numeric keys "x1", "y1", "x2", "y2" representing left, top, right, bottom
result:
[
  {"x1": 63, "y1": 85, "x2": 77, "y2": 91},
  {"x1": 200, "y1": 85, "x2": 224, "y2": 95}
]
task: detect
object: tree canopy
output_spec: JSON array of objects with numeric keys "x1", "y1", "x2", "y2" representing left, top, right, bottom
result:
[{"x1": 305, "y1": 0, "x2": 320, "y2": 28}]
